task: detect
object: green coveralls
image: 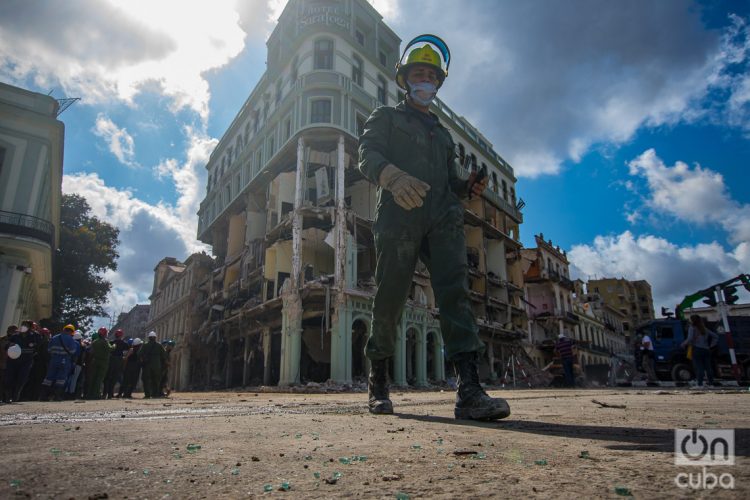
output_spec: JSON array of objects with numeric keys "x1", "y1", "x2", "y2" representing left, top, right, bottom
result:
[
  {"x1": 139, "y1": 340, "x2": 167, "y2": 397},
  {"x1": 86, "y1": 337, "x2": 111, "y2": 399},
  {"x1": 358, "y1": 101, "x2": 486, "y2": 362}
]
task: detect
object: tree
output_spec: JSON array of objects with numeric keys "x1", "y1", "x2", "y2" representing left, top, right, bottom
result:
[{"x1": 52, "y1": 194, "x2": 120, "y2": 330}]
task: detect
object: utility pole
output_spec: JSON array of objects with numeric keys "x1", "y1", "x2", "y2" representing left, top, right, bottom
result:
[{"x1": 715, "y1": 286, "x2": 741, "y2": 382}]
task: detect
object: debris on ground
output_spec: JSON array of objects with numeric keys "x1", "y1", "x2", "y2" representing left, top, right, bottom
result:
[{"x1": 591, "y1": 399, "x2": 626, "y2": 409}]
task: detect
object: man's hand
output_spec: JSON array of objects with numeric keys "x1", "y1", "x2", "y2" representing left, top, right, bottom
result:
[
  {"x1": 379, "y1": 164, "x2": 430, "y2": 210},
  {"x1": 467, "y1": 170, "x2": 489, "y2": 199}
]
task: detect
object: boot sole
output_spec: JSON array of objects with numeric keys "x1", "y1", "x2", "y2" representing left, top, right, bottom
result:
[
  {"x1": 368, "y1": 400, "x2": 394, "y2": 415},
  {"x1": 455, "y1": 406, "x2": 511, "y2": 421}
]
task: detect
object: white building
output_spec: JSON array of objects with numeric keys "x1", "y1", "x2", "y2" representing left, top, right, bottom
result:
[{"x1": 0, "y1": 83, "x2": 63, "y2": 330}]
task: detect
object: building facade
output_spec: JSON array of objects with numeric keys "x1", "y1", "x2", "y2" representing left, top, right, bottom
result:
[
  {"x1": 0, "y1": 83, "x2": 64, "y2": 331},
  {"x1": 145, "y1": 253, "x2": 214, "y2": 390},
  {"x1": 587, "y1": 277, "x2": 654, "y2": 336},
  {"x1": 111, "y1": 304, "x2": 150, "y2": 340},
  {"x1": 193, "y1": 0, "x2": 526, "y2": 388},
  {"x1": 521, "y1": 233, "x2": 578, "y2": 367}
]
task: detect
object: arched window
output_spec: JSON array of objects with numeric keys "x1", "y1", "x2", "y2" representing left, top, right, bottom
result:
[
  {"x1": 314, "y1": 39, "x2": 333, "y2": 70},
  {"x1": 458, "y1": 143, "x2": 466, "y2": 164}
]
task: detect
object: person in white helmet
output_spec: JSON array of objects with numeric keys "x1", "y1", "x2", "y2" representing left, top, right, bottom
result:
[{"x1": 1, "y1": 325, "x2": 16, "y2": 403}]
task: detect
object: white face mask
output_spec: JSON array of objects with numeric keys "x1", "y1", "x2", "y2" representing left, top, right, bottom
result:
[
  {"x1": 408, "y1": 81, "x2": 437, "y2": 107},
  {"x1": 20, "y1": 326, "x2": 29, "y2": 333}
]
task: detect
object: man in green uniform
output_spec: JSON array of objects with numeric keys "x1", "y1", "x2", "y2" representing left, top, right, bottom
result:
[
  {"x1": 86, "y1": 327, "x2": 112, "y2": 399},
  {"x1": 138, "y1": 331, "x2": 167, "y2": 398},
  {"x1": 358, "y1": 34, "x2": 510, "y2": 421}
]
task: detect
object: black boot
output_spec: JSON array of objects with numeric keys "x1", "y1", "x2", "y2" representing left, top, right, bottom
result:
[
  {"x1": 368, "y1": 359, "x2": 393, "y2": 415},
  {"x1": 39, "y1": 385, "x2": 51, "y2": 402},
  {"x1": 53, "y1": 386, "x2": 65, "y2": 401},
  {"x1": 454, "y1": 352, "x2": 510, "y2": 421}
]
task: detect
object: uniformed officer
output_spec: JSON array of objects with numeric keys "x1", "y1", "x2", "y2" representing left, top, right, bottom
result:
[
  {"x1": 103, "y1": 329, "x2": 129, "y2": 399},
  {"x1": 138, "y1": 331, "x2": 167, "y2": 398},
  {"x1": 41, "y1": 325, "x2": 80, "y2": 401},
  {"x1": 5, "y1": 320, "x2": 41, "y2": 401},
  {"x1": 85, "y1": 327, "x2": 112, "y2": 399},
  {"x1": 358, "y1": 34, "x2": 510, "y2": 420}
]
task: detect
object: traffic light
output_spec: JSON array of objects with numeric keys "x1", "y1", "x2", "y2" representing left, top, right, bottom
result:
[
  {"x1": 723, "y1": 286, "x2": 739, "y2": 305},
  {"x1": 702, "y1": 291, "x2": 717, "y2": 307}
]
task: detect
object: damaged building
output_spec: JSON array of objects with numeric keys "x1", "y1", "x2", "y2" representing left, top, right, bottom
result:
[{"x1": 190, "y1": 0, "x2": 528, "y2": 388}]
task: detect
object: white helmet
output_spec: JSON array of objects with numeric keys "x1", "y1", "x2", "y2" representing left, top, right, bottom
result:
[
  {"x1": 147, "y1": 331, "x2": 157, "y2": 338},
  {"x1": 7, "y1": 344, "x2": 22, "y2": 360},
  {"x1": 73, "y1": 332, "x2": 83, "y2": 340},
  {"x1": 132, "y1": 338, "x2": 143, "y2": 346}
]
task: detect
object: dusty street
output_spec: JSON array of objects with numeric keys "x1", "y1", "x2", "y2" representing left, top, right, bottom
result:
[{"x1": 0, "y1": 388, "x2": 747, "y2": 499}]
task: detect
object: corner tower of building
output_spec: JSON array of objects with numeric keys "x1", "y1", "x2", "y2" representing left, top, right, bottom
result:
[{"x1": 192, "y1": 0, "x2": 526, "y2": 388}]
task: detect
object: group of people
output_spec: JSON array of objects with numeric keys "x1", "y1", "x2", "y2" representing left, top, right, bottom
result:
[
  {"x1": 636, "y1": 314, "x2": 718, "y2": 385},
  {"x1": 1, "y1": 320, "x2": 174, "y2": 403}
]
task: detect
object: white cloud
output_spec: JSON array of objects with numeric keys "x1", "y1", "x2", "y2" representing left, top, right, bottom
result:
[
  {"x1": 628, "y1": 149, "x2": 750, "y2": 243},
  {"x1": 0, "y1": 0, "x2": 246, "y2": 121},
  {"x1": 62, "y1": 130, "x2": 214, "y2": 316},
  {"x1": 571, "y1": 146, "x2": 750, "y2": 313},
  {"x1": 386, "y1": 1, "x2": 749, "y2": 177},
  {"x1": 569, "y1": 231, "x2": 750, "y2": 314},
  {"x1": 92, "y1": 114, "x2": 138, "y2": 168}
]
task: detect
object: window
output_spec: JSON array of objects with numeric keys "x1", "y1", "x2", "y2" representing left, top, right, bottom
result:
[
  {"x1": 377, "y1": 76, "x2": 387, "y2": 105},
  {"x1": 352, "y1": 54, "x2": 363, "y2": 87},
  {"x1": 314, "y1": 39, "x2": 333, "y2": 70},
  {"x1": 379, "y1": 50, "x2": 387, "y2": 67},
  {"x1": 207, "y1": 174, "x2": 212, "y2": 192},
  {"x1": 470, "y1": 153, "x2": 478, "y2": 172},
  {"x1": 501, "y1": 179, "x2": 508, "y2": 201},
  {"x1": 458, "y1": 143, "x2": 466, "y2": 164},
  {"x1": 276, "y1": 80, "x2": 282, "y2": 104},
  {"x1": 491, "y1": 172, "x2": 498, "y2": 193},
  {"x1": 310, "y1": 99, "x2": 332, "y2": 123},
  {"x1": 268, "y1": 136, "x2": 275, "y2": 157},
  {"x1": 355, "y1": 29, "x2": 364, "y2": 46},
  {"x1": 244, "y1": 122, "x2": 251, "y2": 145}
]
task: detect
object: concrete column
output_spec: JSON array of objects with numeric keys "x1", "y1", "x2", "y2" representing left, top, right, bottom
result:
[
  {"x1": 179, "y1": 348, "x2": 191, "y2": 390},
  {"x1": 225, "y1": 339, "x2": 232, "y2": 387},
  {"x1": 329, "y1": 135, "x2": 351, "y2": 384},
  {"x1": 487, "y1": 336, "x2": 497, "y2": 380},
  {"x1": 435, "y1": 333, "x2": 446, "y2": 381},
  {"x1": 0, "y1": 262, "x2": 24, "y2": 333},
  {"x1": 279, "y1": 137, "x2": 305, "y2": 386},
  {"x1": 393, "y1": 321, "x2": 407, "y2": 386},
  {"x1": 262, "y1": 327, "x2": 272, "y2": 385},
  {"x1": 415, "y1": 328, "x2": 427, "y2": 387},
  {"x1": 329, "y1": 306, "x2": 351, "y2": 383},
  {"x1": 242, "y1": 334, "x2": 250, "y2": 386}
]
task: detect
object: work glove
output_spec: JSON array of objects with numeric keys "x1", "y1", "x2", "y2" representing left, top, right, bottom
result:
[{"x1": 379, "y1": 164, "x2": 430, "y2": 210}]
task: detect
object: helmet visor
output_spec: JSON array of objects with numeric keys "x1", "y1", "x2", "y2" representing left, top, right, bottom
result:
[{"x1": 399, "y1": 34, "x2": 450, "y2": 76}]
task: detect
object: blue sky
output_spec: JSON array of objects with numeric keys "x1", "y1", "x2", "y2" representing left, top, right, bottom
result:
[{"x1": 1, "y1": 0, "x2": 749, "y2": 323}]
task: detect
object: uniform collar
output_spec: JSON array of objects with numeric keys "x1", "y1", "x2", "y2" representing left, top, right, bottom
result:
[{"x1": 396, "y1": 100, "x2": 441, "y2": 122}]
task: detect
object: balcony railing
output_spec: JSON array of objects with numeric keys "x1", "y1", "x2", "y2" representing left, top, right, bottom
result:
[{"x1": 0, "y1": 210, "x2": 55, "y2": 247}]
